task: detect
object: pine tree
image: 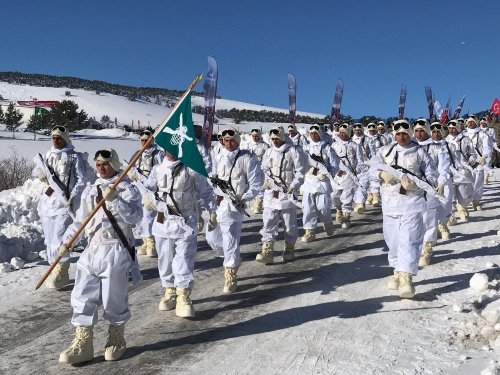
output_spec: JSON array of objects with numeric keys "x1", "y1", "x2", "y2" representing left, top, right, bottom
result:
[
  {"x1": 4, "y1": 103, "x2": 23, "y2": 138},
  {"x1": 0, "y1": 105, "x2": 4, "y2": 124}
]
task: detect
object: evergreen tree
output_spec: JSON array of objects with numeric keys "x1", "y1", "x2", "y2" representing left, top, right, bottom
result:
[
  {"x1": 27, "y1": 111, "x2": 50, "y2": 140},
  {"x1": 0, "y1": 105, "x2": 4, "y2": 124},
  {"x1": 50, "y1": 100, "x2": 88, "y2": 131},
  {"x1": 4, "y1": 103, "x2": 23, "y2": 138}
]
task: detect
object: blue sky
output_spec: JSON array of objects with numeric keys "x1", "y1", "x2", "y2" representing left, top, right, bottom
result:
[{"x1": 1, "y1": 0, "x2": 498, "y2": 118}]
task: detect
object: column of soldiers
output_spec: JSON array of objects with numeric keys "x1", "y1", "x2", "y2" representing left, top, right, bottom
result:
[{"x1": 33, "y1": 115, "x2": 497, "y2": 365}]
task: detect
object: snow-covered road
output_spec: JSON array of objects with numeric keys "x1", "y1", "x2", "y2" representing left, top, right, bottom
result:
[{"x1": 1, "y1": 174, "x2": 499, "y2": 374}]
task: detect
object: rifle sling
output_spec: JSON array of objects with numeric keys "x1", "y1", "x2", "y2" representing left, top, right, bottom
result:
[{"x1": 97, "y1": 186, "x2": 135, "y2": 261}]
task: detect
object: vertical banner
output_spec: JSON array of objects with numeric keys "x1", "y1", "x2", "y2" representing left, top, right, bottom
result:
[
  {"x1": 452, "y1": 96, "x2": 466, "y2": 119},
  {"x1": 202, "y1": 55, "x2": 218, "y2": 148},
  {"x1": 424, "y1": 86, "x2": 434, "y2": 120},
  {"x1": 330, "y1": 78, "x2": 344, "y2": 124},
  {"x1": 440, "y1": 97, "x2": 451, "y2": 124},
  {"x1": 398, "y1": 84, "x2": 407, "y2": 119},
  {"x1": 490, "y1": 98, "x2": 500, "y2": 116},
  {"x1": 287, "y1": 73, "x2": 296, "y2": 126}
]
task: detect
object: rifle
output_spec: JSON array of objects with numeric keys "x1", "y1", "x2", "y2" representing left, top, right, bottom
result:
[
  {"x1": 210, "y1": 176, "x2": 250, "y2": 217},
  {"x1": 306, "y1": 153, "x2": 340, "y2": 189},
  {"x1": 337, "y1": 158, "x2": 361, "y2": 188},
  {"x1": 262, "y1": 170, "x2": 301, "y2": 208},
  {"x1": 33, "y1": 154, "x2": 74, "y2": 218},
  {"x1": 369, "y1": 160, "x2": 447, "y2": 204}
]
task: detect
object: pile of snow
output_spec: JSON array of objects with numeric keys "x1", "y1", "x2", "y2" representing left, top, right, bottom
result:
[{"x1": 0, "y1": 179, "x2": 44, "y2": 264}]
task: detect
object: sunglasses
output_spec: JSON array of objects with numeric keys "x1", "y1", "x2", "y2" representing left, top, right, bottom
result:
[
  {"x1": 367, "y1": 124, "x2": 376, "y2": 129},
  {"x1": 140, "y1": 130, "x2": 152, "y2": 136},
  {"x1": 393, "y1": 122, "x2": 410, "y2": 131},
  {"x1": 221, "y1": 129, "x2": 236, "y2": 137},
  {"x1": 94, "y1": 149, "x2": 112, "y2": 160},
  {"x1": 269, "y1": 129, "x2": 281, "y2": 135},
  {"x1": 430, "y1": 124, "x2": 443, "y2": 131},
  {"x1": 52, "y1": 125, "x2": 67, "y2": 132},
  {"x1": 309, "y1": 125, "x2": 320, "y2": 131},
  {"x1": 353, "y1": 124, "x2": 363, "y2": 129},
  {"x1": 339, "y1": 124, "x2": 349, "y2": 129},
  {"x1": 251, "y1": 128, "x2": 260, "y2": 133},
  {"x1": 413, "y1": 120, "x2": 427, "y2": 126}
]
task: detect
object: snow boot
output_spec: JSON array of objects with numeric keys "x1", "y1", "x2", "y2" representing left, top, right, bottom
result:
[
  {"x1": 46, "y1": 262, "x2": 70, "y2": 289},
  {"x1": 251, "y1": 198, "x2": 263, "y2": 214},
  {"x1": 59, "y1": 326, "x2": 94, "y2": 364},
  {"x1": 323, "y1": 222, "x2": 334, "y2": 236},
  {"x1": 365, "y1": 193, "x2": 373, "y2": 205},
  {"x1": 438, "y1": 223, "x2": 450, "y2": 240},
  {"x1": 419, "y1": 242, "x2": 433, "y2": 267},
  {"x1": 472, "y1": 200, "x2": 482, "y2": 211},
  {"x1": 223, "y1": 267, "x2": 238, "y2": 293},
  {"x1": 335, "y1": 210, "x2": 343, "y2": 224},
  {"x1": 398, "y1": 272, "x2": 415, "y2": 299},
  {"x1": 341, "y1": 213, "x2": 352, "y2": 229},
  {"x1": 387, "y1": 270, "x2": 400, "y2": 290},
  {"x1": 159, "y1": 287, "x2": 177, "y2": 311},
  {"x1": 456, "y1": 204, "x2": 469, "y2": 221},
  {"x1": 282, "y1": 242, "x2": 295, "y2": 262},
  {"x1": 136, "y1": 237, "x2": 148, "y2": 256},
  {"x1": 256, "y1": 241, "x2": 274, "y2": 264},
  {"x1": 353, "y1": 203, "x2": 365, "y2": 214},
  {"x1": 372, "y1": 193, "x2": 381, "y2": 207},
  {"x1": 197, "y1": 216, "x2": 205, "y2": 233},
  {"x1": 175, "y1": 288, "x2": 195, "y2": 318},
  {"x1": 447, "y1": 215, "x2": 457, "y2": 227},
  {"x1": 104, "y1": 325, "x2": 126, "y2": 361},
  {"x1": 301, "y1": 229, "x2": 316, "y2": 243},
  {"x1": 146, "y1": 236, "x2": 157, "y2": 258}
]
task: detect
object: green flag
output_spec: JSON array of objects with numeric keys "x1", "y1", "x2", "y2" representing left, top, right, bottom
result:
[
  {"x1": 154, "y1": 92, "x2": 208, "y2": 177},
  {"x1": 35, "y1": 107, "x2": 49, "y2": 116}
]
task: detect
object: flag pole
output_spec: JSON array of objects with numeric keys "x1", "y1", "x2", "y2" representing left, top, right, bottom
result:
[{"x1": 35, "y1": 74, "x2": 203, "y2": 290}]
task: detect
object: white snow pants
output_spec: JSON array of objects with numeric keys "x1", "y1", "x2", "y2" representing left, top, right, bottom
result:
[
  {"x1": 156, "y1": 230, "x2": 197, "y2": 289},
  {"x1": 353, "y1": 171, "x2": 369, "y2": 204},
  {"x1": 383, "y1": 211, "x2": 424, "y2": 275},
  {"x1": 472, "y1": 169, "x2": 485, "y2": 201},
  {"x1": 137, "y1": 207, "x2": 156, "y2": 238},
  {"x1": 302, "y1": 191, "x2": 333, "y2": 230},
  {"x1": 436, "y1": 182, "x2": 454, "y2": 224},
  {"x1": 41, "y1": 214, "x2": 72, "y2": 264},
  {"x1": 260, "y1": 205, "x2": 298, "y2": 244},
  {"x1": 454, "y1": 182, "x2": 473, "y2": 208},
  {"x1": 332, "y1": 186, "x2": 354, "y2": 213},
  {"x1": 216, "y1": 202, "x2": 244, "y2": 269},
  {"x1": 71, "y1": 242, "x2": 132, "y2": 327},
  {"x1": 368, "y1": 173, "x2": 381, "y2": 194},
  {"x1": 423, "y1": 197, "x2": 440, "y2": 244}
]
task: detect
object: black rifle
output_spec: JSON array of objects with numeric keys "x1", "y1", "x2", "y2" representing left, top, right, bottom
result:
[{"x1": 210, "y1": 176, "x2": 250, "y2": 217}]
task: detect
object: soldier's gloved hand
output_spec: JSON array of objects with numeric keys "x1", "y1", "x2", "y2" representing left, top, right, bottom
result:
[
  {"x1": 478, "y1": 156, "x2": 486, "y2": 166},
  {"x1": 64, "y1": 196, "x2": 74, "y2": 208},
  {"x1": 102, "y1": 187, "x2": 117, "y2": 201},
  {"x1": 37, "y1": 170, "x2": 47, "y2": 183},
  {"x1": 436, "y1": 184, "x2": 445, "y2": 196},
  {"x1": 142, "y1": 196, "x2": 156, "y2": 211},
  {"x1": 262, "y1": 180, "x2": 271, "y2": 189},
  {"x1": 127, "y1": 171, "x2": 137, "y2": 182},
  {"x1": 379, "y1": 171, "x2": 397, "y2": 184},
  {"x1": 58, "y1": 244, "x2": 69, "y2": 257},
  {"x1": 207, "y1": 212, "x2": 217, "y2": 232},
  {"x1": 318, "y1": 174, "x2": 327, "y2": 181},
  {"x1": 235, "y1": 199, "x2": 247, "y2": 210},
  {"x1": 400, "y1": 175, "x2": 418, "y2": 191}
]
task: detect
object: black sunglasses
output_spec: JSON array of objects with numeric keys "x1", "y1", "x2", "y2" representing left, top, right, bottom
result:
[
  {"x1": 221, "y1": 129, "x2": 235, "y2": 137},
  {"x1": 309, "y1": 125, "x2": 320, "y2": 131},
  {"x1": 430, "y1": 124, "x2": 443, "y2": 131},
  {"x1": 367, "y1": 124, "x2": 376, "y2": 129},
  {"x1": 393, "y1": 122, "x2": 410, "y2": 131},
  {"x1": 140, "y1": 130, "x2": 152, "y2": 136},
  {"x1": 413, "y1": 120, "x2": 427, "y2": 126},
  {"x1": 251, "y1": 128, "x2": 260, "y2": 133},
  {"x1": 269, "y1": 129, "x2": 280, "y2": 135},
  {"x1": 353, "y1": 124, "x2": 363, "y2": 129},
  {"x1": 339, "y1": 124, "x2": 349, "y2": 129},
  {"x1": 52, "y1": 125, "x2": 67, "y2": 132},
  {"x1": 94, "y1": 149, "x2": 112, "y2": 160}
]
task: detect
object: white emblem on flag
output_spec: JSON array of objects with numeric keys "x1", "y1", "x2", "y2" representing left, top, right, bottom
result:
[{"x1": 162, "y1": 114, "x2": 193, "y2": 158}]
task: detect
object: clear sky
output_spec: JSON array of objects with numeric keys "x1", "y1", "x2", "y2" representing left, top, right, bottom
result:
[{"x1": 1, "y1": 0, "x2": 498, "y2": 119}]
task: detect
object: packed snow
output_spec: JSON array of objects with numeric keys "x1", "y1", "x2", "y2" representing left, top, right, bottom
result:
[{"x1": 0, "y1": 83, "x2": 499, "y2": 374}]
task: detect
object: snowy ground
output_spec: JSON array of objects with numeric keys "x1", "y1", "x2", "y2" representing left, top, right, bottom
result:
[{"x1": 1, "y1": 125, "x2": 500, "y2": 373}]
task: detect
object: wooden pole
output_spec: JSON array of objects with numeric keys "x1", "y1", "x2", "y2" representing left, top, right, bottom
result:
[{"x1": 35, "y1": 74, "x2": 202, "y2": 290}]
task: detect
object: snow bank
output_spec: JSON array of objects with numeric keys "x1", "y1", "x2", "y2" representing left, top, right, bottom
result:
[{"x1": 0, "y1": 179, "x2": 44, "y2": 263}]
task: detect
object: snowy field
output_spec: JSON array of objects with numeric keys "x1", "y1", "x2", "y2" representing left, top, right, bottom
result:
[{"x1": 1, "y1": 83, "x2": 500, "y2": 374}]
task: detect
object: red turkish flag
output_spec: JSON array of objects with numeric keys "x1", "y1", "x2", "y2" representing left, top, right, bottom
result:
[{"x1": 490, "y1": 98, "x2": 500, "y2": 115}]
